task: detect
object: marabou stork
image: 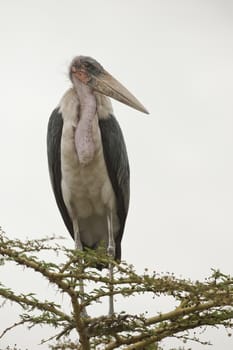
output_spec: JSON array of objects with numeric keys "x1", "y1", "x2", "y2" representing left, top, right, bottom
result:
[{"x1": 47, "y1": 56, "x2": 148, "y2": 315}]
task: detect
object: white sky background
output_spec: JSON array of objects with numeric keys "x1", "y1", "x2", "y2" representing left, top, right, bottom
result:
[{"x1": 0, "y1": 0, "x2": 233, "y2": 349}]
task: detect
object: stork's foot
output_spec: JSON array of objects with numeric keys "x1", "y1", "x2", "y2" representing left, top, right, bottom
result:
[
  {"x1": 107, "y1": 246, "x2": 115, "y2": 257},
  {"x1": 108, "y1": 302, "x2": 114, "y2": 316},
  {"x1": 81, "y1": 307, "x2": 89, "y2": 318}
]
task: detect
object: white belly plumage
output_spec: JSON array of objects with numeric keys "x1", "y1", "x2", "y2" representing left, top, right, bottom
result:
[{"x1": 59, "y1": 89, "x2": 119, "y2": 248}]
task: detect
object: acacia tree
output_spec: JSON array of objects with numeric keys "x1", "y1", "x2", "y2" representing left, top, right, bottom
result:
[{"x1": 0, "y1": 227, "x2": 233, "y2": 350}]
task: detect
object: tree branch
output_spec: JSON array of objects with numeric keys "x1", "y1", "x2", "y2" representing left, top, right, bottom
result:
[{"x1": 1, "y1": 229, "x2": 233, "y2": 350}]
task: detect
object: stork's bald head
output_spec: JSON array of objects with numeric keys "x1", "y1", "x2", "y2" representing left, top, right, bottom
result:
[{"x1": 69, "y1": 56, "x2": 104, "y2": 84}]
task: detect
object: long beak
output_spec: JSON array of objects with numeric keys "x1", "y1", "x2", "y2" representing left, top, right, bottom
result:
[{"x1": 88, "y1": 70, "x2": 149, "y2": 114}]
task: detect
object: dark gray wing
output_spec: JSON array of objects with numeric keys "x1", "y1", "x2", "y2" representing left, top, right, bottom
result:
[
  {"x1": 99, "y1": 114, "x2": 130, "y2": 260},
  {"x1": 47, "y1": 108, "x2": 74, "y2": 238}
]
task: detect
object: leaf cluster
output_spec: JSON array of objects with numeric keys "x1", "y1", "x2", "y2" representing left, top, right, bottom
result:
[{"x1": 0, "y1": 228, "x2": 233, "y2": 349}]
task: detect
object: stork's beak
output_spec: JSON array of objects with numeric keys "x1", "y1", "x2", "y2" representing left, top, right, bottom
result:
[{"x1": 88, "y1": 70, "x2": 149, "y2": 114}]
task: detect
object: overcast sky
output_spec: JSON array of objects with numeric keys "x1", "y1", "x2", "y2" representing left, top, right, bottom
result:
[{"x1": 0, "y1": 1, "x2": 233, "y2": 349}]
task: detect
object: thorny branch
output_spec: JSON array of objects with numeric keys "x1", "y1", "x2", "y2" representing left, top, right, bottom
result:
[{"x1": 0, "y1": 228, "x2": 233, "y2": 349}]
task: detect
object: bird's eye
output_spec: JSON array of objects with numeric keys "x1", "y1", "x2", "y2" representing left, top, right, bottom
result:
[
  {"x1": 81, "y1": 60, "x2": 103, "y2": 75},
  {"x1": 83, "y1": 62, "x2": 92, "y2": 69}
]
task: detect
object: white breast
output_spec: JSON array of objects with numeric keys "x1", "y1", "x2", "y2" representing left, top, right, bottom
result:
[{"x1": 58, "y1": 89, "x2": 119, "y2": 247}]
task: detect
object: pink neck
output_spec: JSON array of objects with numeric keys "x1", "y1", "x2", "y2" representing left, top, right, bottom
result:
[{"x1": 74, "y1": 81, "x2": 97, "y2": 165}]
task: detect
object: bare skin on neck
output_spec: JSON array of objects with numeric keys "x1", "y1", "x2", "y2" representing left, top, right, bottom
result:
[{"x1": 74, "y1": 80, "x2": 97, "y2": 165}]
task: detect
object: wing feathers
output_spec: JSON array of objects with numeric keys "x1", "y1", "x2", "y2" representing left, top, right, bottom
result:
[
  {"x1": 47, "y1": 108, "x2": 74, "y2": 237},
  {"x1": 99, "y1": 115, "x2": 130, "y2": 260}
]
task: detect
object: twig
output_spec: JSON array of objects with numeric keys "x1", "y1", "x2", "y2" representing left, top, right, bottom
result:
[{"x1": 0, "y1": 320, "x2": 28, "y2": 339}]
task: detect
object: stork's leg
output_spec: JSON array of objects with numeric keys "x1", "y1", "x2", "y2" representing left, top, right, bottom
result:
[
  {"x1": 73, "y1": 219, "x2": 87, "y2": 317},
  {"x1": 107, "y1": 210, "x2": 115, "y2": 316},
  {"x1": 74, "y1": 218, "x2": 83, "y2": 251}
]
